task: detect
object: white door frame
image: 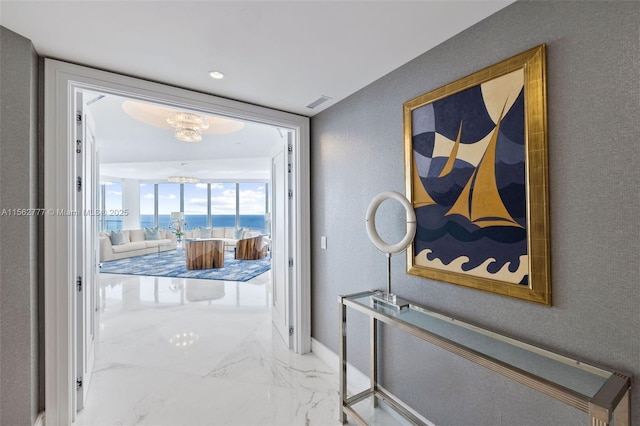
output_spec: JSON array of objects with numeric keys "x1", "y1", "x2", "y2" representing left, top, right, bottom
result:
[
  {"x1": 43, "y1": 58, "x2": 311, "y2": 425},
  {"x1": 270, "y1": 148, "x2": 291, "y2": 347},
  {"x1": 73, "y1": 92, "x2": 99, "y2": 416}
]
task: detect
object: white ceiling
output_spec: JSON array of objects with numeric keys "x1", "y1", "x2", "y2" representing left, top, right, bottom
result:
[
  {"x1": 0, "y1": 0, "x2": 514, "y2": 180},
  {"x1": 87, "y1": 92, "x2": 285, "y2": 182}
]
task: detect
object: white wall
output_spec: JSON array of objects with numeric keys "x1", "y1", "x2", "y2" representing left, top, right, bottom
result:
[
  {"x1": 310, "y1": 2, "x2": 640, "y2": 424},
  {"x1": 0, "y1": 25, "x2": 41, "y2": 425}
]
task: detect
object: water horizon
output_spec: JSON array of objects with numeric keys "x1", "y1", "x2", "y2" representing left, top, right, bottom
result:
[{"x1": 103, "y1": 214, "x2": 267, "y2": 233}]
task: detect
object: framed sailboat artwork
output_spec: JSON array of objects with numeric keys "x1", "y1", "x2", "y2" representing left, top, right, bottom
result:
[{"x1": 404, "y1": 44, "x2": 551, "y2": 305}]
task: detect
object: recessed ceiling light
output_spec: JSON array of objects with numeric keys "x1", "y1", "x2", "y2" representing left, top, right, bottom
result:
[{"x1": 209, "y1": 70, "x2": 224, "y2": 79}]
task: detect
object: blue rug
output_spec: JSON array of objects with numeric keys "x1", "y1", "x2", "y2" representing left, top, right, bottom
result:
[{"x1": 100, "y1": 248, "x2": 271, "y2": 282}]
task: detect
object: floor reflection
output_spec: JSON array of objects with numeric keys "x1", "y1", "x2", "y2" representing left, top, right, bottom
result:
[
  {"x1": 99, "y1": 272, "x2": 271, "y2": 312},
  {"x1": 75, "y1": 271, "x2": 339, "y2": 426}
]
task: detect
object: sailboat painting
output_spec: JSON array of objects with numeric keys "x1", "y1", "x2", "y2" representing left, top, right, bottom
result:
[{"x1": 404, "y1": 45, "x2": 551, "y2": 304}]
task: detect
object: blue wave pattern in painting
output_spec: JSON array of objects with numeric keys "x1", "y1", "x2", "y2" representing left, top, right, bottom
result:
[
  {"x1": 104, "y1": 215, "x2": 266, "y2": 233},
  {"x1": 412, "y1": 72, "x2": 528, "y2": 284}
]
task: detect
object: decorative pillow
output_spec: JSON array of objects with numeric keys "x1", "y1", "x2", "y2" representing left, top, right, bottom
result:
[
  {"x1": 129, "y1": 229, "x2": 145, "y2": 242},
  {"x1": 233, "y1": 227, "x2": 244, "y2": 240},
  {"x1": 199, "y1": 227, "x2": 211, "y2": 238},
  {"x1": 110, "y1": 230, "x2": 126, "y2": 246},
  {"x1": 145, "y1": 227, "x2": 161, "y2": 240}
]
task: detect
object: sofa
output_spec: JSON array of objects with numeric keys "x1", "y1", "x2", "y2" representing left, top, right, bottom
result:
[
  {"x1": 182, "y1": 227, "x2": 261, "y2": 251},
  {"x1": 100, "y1": 229, "x2": 177, "y2": 262}
]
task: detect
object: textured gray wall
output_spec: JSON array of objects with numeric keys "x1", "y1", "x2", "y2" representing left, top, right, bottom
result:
[
  {"x1": 311, "y1": 2, "x2": 640, "y2": 424},
  {"x1": 0, "y1": 26, "x2": 41, "y2": 426}
]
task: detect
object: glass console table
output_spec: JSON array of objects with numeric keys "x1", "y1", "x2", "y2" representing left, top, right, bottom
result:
[{"x1": 339, "y1": 290, "x2": 631, "y2": 426}]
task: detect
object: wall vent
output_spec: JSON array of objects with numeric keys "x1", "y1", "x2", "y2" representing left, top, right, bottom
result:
[{"x1": 306, "y1": 95, "x2": 332, "y2": 109}]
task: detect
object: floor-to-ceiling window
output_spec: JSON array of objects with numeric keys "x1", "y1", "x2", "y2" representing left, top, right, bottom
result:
[
  {"x1": 100, "y1": 181, "x2": 123, "y2": 231},
  {"x1": 184, "y1": 183, "x2": 208, "y2": 229},
  {"x1": 210, "y1": 183, "x2": 237, "y2": 228},
  {"x1": 239, "y1": 182, "x2": 267, "y2": 233},
  {"x1": 130, "y1": 181, "x2": 269, "y2": 232},
  {"x1": 157, "y1": 183, "x2": 180, "y2": 228},
  {"x1": 139, "y1": 183, "x2": 155, "y2": 228}
]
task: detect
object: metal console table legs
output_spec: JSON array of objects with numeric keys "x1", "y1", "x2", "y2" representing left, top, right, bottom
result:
[{"x1": 339, "y1": 291, "x2": 631, "y2": 426}]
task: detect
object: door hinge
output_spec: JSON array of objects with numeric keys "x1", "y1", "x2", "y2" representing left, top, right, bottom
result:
[
  {"x1": 288, "y1": 258, "x2": 294, "y2": 267},
  {"x1": 76, "y1": 113, "x2": 82, "y2": 123},
  {"x1": 76, "y1": 139, "x2": 82, "y2": 154},
  {"x1": 288, "y1": 190, "x2": 293, "y2": 199},
  {"x1": 76, "y1": 276, "x2": 82, "y2": 292},
  {"x1": 288, "y1": 163, "x2": 292, "y2": 173},
  {"x1": 288, "y1": 144, "x2": 293, "y2": 153},
  {"x1": 289, "y1": 326, "x2": 294, "y2": 336},
  {"x1": 76, "y1": 377, "x2": 83, "y2": 390},
  {"x1": 76, "y1": 176, "x2": 82, "y2": 192}
]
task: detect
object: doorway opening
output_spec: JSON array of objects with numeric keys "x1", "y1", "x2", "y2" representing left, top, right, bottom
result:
[
  {"x1": 44, "y1": 59, "x2": 311, "y2": 425},
  {"x1": 78, "y1": 88, "x2": 291, "y2": 416}
]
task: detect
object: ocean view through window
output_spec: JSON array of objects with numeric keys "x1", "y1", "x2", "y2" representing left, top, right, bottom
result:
[
  {"x1": 100, "y1": 181, "x2": 123, "y2": 231},
  {"x1": 137, "y1": 181, "x2": 270, "y2": 233},
  {"x1": 98, "y1": 181, "x2": 269, "y2": 232},
  {"x1": 140, "y1": 214, "x2": 266, "y2": 232}
]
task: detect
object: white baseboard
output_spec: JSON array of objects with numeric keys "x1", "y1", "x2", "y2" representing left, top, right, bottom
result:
[
  {"x1": 310, "y1": 338, "x2": 436, "y2": 426},
  {"x1": 311, "y1": 337, "x2": 370, "y2": 392},
  {"x1": 34, "y1": 411, "x2": 45, "y2": 426}
]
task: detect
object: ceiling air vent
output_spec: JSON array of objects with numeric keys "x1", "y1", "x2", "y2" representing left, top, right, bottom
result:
[{"x1": 306, "y1": 95, "x2": 332, "y2": 109}]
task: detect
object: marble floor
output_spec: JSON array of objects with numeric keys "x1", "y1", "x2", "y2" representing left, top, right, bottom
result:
[{"x1": 75, "y1": 272, "x2": 341, "y2": 426}]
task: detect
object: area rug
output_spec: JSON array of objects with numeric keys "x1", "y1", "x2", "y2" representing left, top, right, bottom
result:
[{"x1": 100, "y1": 248, "x2": 271, "y2": 282}]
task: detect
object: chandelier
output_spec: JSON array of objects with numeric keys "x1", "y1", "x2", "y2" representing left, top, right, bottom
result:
[
  {"x1": 167, "y1": 176, "x2": 200, "y2": 183},
  {"x1": 166, "y1": 111, "x2": 210, "y2": 142}
]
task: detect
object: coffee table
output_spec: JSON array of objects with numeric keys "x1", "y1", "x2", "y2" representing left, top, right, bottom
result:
[{"x1": 184, "y1": 238, "x2": 224, "y2": 270}]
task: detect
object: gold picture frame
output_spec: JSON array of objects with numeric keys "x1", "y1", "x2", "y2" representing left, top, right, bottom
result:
[{"x1": 404, "y1": 44, "x2": 550, "y2": 305}]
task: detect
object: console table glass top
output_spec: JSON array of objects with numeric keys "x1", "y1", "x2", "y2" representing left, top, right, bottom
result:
[
  {"x1": 340, "y1": 291, "x2": 630, "y2": 426},
  {"x1": 348, "y1": 292, "x2": 609, "y2": 398}
]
